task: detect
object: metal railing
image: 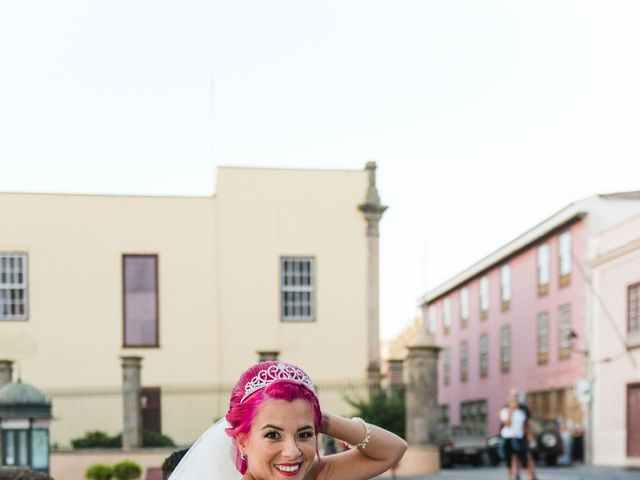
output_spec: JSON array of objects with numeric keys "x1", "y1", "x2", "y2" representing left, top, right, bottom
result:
[{"x1": 42, "y1": 379, "x2": 369, "y2": 449}]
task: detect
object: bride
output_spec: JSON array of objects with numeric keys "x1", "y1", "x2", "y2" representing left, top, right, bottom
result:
[{"x1": 169, "y1": 361, "x2": 407, "y2": 480}]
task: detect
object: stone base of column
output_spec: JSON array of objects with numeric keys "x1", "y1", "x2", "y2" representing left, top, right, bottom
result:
[{"x1": 391, "y1": 445, "x2": 440, "y2": 477}]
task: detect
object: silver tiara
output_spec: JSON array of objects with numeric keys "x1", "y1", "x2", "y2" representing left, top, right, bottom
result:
[{"x1": 240, "y1": 363, "x2": 315, "y2": 403}]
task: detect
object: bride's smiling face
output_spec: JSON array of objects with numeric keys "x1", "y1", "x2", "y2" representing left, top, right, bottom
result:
[{"x1": 241, "y1": 398, "x2": 317, "y2": 480}]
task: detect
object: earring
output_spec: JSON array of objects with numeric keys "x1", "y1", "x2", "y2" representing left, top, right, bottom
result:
[{"x1": 241, "y1": 452, "x2": 247, "y2": 460}]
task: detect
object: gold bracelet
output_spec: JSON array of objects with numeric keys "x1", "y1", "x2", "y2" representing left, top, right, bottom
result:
[{"x1": 345, "y1": 416, "x2": 371, "y2": 450}]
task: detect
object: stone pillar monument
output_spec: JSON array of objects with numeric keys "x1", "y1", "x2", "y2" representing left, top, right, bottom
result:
[
  {"x1": 396, "y1": 329, "x2": 441, "y2": 476},
  {"x1": 121, "y1": 356, "x2": 143, "y2": 450},
  {"x1": 358, "y1": 161, "x2": 387, "y2": 397},
  {"x1": 0, "y1": 360, "x2": 13, "y2": 388},
  {"x1": 387, "y1": 359, "x2": 405, "y2": 399}
]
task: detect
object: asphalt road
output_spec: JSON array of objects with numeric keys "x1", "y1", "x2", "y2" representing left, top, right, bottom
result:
[{"x1": 383, "y1": 465, "x2": 640, "y2": 480}]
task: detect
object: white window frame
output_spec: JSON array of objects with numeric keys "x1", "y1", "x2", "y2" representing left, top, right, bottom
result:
[
  {"x1": 443, "y1": 297, "x2": 451, "y2": 331},
  {"x1": 280, "y1": 256, "x2": 315, "y2": 322},
  {"x1": 428, "y1": 305, "x2": 437, "y2": 334},
  {"x1": 501, "y1": 264, "x2": 511, "y2": 303},
  {"x1": 537, "y1": 243, "x2": 550, "y2": 286},
  {"x1": 460, "y1": 287, "x2": 469, "y2": 323},
  {"x1": 480, "y1": 275, "x2": 489, "y2": 313},
  {"x1": 0, "y1": 253, "x2": 28, "y2": 320},
  {"x1": 559, "y1": 231, "x2": 572, "y2": 276}
]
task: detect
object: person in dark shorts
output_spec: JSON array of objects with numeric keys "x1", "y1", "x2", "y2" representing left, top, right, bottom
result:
[
  {"x1": 500, "y1": 390, "x2": 530, "y2": 480},
  {"x1": 517, "y1": 392, "x2": 539, "y2": 480}
]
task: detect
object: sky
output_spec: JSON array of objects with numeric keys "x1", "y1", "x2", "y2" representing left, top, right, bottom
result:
[{"x1": 1, "y1": 1, "x2": 640, "y2": 340}]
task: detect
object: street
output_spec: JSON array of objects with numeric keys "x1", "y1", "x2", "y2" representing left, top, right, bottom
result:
[{"x1": 385, "y1": 465, "x2": 640, "y2": 480}]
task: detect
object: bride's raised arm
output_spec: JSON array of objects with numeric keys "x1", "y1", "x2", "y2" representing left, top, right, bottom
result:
[{"x1": 315, "y1": 411, "x2": 407, "y2": 480}]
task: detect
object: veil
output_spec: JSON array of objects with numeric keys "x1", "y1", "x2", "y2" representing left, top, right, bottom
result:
[{"x1": 168, "y1": 419, "x2": 242, "y2": 480}]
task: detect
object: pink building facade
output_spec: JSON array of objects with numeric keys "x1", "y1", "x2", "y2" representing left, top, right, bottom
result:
[{"x1": 419, "y1": 193, "x2": 640, "y2": 464}]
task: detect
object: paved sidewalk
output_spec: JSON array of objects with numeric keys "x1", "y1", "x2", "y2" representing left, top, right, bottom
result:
[{"x1": 380, "y1": 465, "x2": 640, "y2": 479}]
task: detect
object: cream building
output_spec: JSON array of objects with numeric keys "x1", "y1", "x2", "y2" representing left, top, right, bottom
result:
[
  {"x1": 590, "y1": 211, "x2": 640, "y2": 466},
  {"x1": 0, "y1": 165, "x2": 384, "y2": 447}
]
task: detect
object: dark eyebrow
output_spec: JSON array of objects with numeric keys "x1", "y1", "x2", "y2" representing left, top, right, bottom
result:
[
  {"x1": 261, "y1": 424, "x2": 314, "y2": 432},
  {"x1": 262, "y1": 424, "x2": 284, "y2": 431}
]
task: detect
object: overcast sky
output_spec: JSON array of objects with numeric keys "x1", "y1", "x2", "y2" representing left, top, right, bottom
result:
[{"x1": 2, "y1": 1, "x2": 640, "y2": 340}]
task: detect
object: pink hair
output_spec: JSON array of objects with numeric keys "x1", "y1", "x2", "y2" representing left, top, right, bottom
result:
[{"x1": 225, "y1": 361, "x2": 323, "y2": 474}]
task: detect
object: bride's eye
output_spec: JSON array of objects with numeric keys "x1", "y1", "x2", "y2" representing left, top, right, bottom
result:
[
  {"x1": 298, "y1": 430, "x2": 314, "y2": 440},
  {"x1": 264, "y1": 430, "x2": 281, "y2": 440}
]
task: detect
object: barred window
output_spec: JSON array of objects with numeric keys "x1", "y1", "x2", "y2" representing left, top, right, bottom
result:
[
  {"x1": 0, "y1": 253, "x2": 28, "y2": 320},
  {"x1": 442, "y1": 348, "x2": 451, "y2": 385},
  {"x1": 460, "y1": 341, "x2": 469, "y2": 382},
  {"x1": 281, "y1": 257, "x2": 315, "y2": 321},
  {"x1": 558, "y1": 304, "x2": 572, "y2": 359},
  {"x1": 629, "y1": 283, "x2": 640, "y2": 335},
  {"x1": 460, "y1": 400, "x2": 487, "y2": 436},
  {"x1": 438, "y1": 405, "x2": 450, "y2": 428},
  {"x1": 537, "y1": 311, "x2": 549, "y2": 364},
  {"x1": 479, "y1": 334, "x2": 489, "y2": 377},
  {"x1": 501, "y1": 325, "x2": 511, "y2": 372}
]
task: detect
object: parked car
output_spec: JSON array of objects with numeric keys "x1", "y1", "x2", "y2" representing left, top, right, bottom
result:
[
  {"x1": 438, "y1": 425, "x2": 492, "y2": 468},
  {"x1": 487, "y1": 417, "x2": 564, "y2": 466}
]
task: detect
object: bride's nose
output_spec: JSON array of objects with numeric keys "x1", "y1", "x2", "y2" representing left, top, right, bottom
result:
[{"x1": 282, "y1": 438, "x2": 302, "y2": 458}]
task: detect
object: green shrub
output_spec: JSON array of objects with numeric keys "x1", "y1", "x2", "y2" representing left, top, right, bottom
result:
[
  {"x1": 142, "y1": 430, "x2": 175, "y2": 447},
  {"x1": 86, "y1": 463, "x2": 113, "y2": 480},
  {"x1": 72, "y1": 431, "x2": 120, "y2": 449},
  {"x1": 346, "y1": 394, "x2": 406, "y2": 439},
  {"x1": 72, "y1": 430, "x2": 175, "y2": 449},
  {"x1": 113, "y1": 460, "x2": 142, "y2": 480}
]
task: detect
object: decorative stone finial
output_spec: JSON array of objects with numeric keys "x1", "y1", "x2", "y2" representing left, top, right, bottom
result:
[{"x1": 359, "y1": 161, "x2": 388, "y2": 236}]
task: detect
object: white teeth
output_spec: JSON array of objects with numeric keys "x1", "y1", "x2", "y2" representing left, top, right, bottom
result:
[{"x1": 275, "y1": 464, "x2": 299, "y2": 472}]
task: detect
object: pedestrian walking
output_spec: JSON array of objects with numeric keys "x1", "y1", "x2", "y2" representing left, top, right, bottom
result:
[{"x1": 499, "y1": 389, "x2": 531, "y2": 480}]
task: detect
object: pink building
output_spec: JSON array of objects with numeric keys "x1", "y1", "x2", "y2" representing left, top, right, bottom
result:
[{"x1": 419, "y1": 193, "x2": 640, "y2": 462}]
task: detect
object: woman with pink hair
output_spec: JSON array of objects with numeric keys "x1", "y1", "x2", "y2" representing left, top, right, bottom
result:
[{"x1": 169, "y1": 361, "x2": 407, "y2": 480}]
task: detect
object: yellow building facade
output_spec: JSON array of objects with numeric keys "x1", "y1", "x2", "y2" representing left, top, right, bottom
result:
[{"x1": 0, "y1": 166, "x2": 374, "y2": 447}]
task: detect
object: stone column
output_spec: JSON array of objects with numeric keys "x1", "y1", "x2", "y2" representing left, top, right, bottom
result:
[
  {"x1": 395, "y1": 330, "x2": 441, "y2": 476},
  {"x1": 387, "y1": 359, "x2": 405, "y2": 399},
  {"x1": 257, "y1": 351, "x2": 280, "y2": 362},
  {"x1": 121, "y1": 356, "x2": 143, "y2": 450},
  {"x1": 358, "y1": 161, "x2": 387, "y2": 398},
  {"x1": 0, "y1": 360, "x2": 13, "y2": 388},
  {"x1": 406, "y1": 331, "x2": 440, "y2": 445}
]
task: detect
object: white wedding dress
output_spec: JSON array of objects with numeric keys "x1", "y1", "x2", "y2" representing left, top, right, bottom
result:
[{"x1": 168, "y1": 419, "x2": 243, "y2": 479}]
